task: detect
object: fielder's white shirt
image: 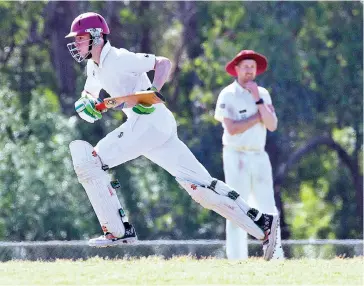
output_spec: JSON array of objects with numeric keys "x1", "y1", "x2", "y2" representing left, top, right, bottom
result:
[
  {"x1": 214, "y1": 80, "x2": 273, "y2": 151},
  {"x1": 84, "y1": 41, "x2": 156, "y2": 117}
]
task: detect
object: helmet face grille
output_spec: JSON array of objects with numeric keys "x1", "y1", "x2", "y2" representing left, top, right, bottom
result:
[{"x1": 66, "y1": 39, "x2": 92, "y2": 63}]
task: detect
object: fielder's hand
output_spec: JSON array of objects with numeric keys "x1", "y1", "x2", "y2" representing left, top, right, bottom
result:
[
  {"x1": 242, "y1": 81, "x2": 260, "y2": 100},
  {"x1": 75, "y1": 91, "x2": 103, "y2": 123}
]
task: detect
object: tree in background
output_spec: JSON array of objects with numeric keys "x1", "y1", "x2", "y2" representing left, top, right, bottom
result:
[
  {"x1": 184, "y1": 1, "x2": 363, "y2": 239},
  {"x1": 0, "y1": 1, "x2": 361, "y2": 241}
]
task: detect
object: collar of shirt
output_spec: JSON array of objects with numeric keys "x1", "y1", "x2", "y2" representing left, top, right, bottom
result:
[
  {"x1": 98, "y1": 41, "x2": 112, "y2": 68},
  {"x1": 233, "y1": 80, "x2": 250, "y2": 95}
]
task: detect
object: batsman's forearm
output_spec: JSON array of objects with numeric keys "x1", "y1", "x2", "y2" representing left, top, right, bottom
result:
[
  {"x1": 258, "y1": 105, "x2": 278, "y2": 131},
  {"x1": 152, "y1": 57, "x2": 172, "y2": 91}
]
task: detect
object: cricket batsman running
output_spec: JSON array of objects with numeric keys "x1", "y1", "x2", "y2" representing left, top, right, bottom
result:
[{"x1": 66, "y1": 12, "x2": 279, "y2": 260}]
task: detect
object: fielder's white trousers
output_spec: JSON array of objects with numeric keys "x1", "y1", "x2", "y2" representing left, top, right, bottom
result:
[
  {"x1": 223, "y1": 146, "x2": 283, "y2": 259},
  {"x1": 94, "y1": 104, "x2": 213, "y2": 187}
]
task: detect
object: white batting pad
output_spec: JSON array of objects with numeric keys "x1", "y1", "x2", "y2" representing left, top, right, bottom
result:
[
  {"x1": 213, "y1": 180, "x2": 251, "y2": 213},
  {"x1": 69, "y1": 140, "x2": 126, "y2": 237},
  {"x1": 176, "y1": 178, "x2": 265, "y2": 240}
]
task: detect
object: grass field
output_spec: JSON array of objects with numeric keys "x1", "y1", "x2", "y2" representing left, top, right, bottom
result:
[{"x1": 0, "y1": 256, "x2": 362, "y2": 285}]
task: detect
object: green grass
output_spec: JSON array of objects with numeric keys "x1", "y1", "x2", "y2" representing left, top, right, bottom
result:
[{"x1": 0, "y1": 256, "x2": 362, "y2": 285}]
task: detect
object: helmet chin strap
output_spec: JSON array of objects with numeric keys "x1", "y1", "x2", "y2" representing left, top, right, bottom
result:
[{"x1": 86, "y1": 38, "x2": 93, "y2": 59}]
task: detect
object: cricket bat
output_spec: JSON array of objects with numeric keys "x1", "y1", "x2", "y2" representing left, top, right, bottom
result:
[{"x1": 95, "y1": 90, "x2": 166, "y2": 111}]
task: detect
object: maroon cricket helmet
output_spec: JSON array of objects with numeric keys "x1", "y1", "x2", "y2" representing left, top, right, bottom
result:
[{"x1": 65, "y1": 12, "x2": 110, "y2": 38}]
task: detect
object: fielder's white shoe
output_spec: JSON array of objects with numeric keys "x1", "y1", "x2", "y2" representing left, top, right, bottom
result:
[
  {"x1": 88, "y1": 222, "x2": 138, "y2": 247},
  {"x1": 272, "y1": 245, "x2": 285, "y2": 260}
]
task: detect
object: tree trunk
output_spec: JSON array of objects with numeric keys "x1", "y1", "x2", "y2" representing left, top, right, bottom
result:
[
  {"x1": 168, "y1": 1, "x2": 198, "y2": 112},
  {"x1": 138, "y1": 1, "x2": 151, "y2": 53},
  {"x1": 44, "y1": 1, "x2": 79, "y2": 115}
]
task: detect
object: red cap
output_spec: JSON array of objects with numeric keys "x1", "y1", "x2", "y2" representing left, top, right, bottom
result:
[{"x1": 225, "y1": 50, "x2": 268, "y2": 77}]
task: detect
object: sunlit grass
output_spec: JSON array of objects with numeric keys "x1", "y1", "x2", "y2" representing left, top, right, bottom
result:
[{"x1": 0, "y1": 256, "x2": 362, "y2": 285}]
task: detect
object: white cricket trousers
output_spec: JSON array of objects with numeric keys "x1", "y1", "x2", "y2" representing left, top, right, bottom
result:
[
  {"x1": 223, "y1": 146, "x2": 282, "y2": 259},
  {"x1": 94, "y1": 104, "x2": 213, "y2": 186}
]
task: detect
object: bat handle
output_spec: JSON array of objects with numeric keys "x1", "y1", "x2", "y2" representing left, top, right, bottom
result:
[{"x1": 155, "y1": 91, "x2": 166, "y2": 102}]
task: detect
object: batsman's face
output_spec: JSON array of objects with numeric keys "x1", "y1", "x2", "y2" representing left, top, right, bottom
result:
[
  {"x1": 75, "y1": 34, "x2": 91, "y2": 56},
  {"x1": 235, "y1": 59, "x2": 257, "y2": 82}
]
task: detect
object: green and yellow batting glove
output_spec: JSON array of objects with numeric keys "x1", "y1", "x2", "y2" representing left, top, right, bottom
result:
[
  {"x1": 75, "y1": 92, "x2": 103, "y2": 123},
  {"x1": 132, "y1": 86, "x2": 158, "y2": 115},
  {"x1": 132, "y1": 103, "x2": 156, "y2": 115}
]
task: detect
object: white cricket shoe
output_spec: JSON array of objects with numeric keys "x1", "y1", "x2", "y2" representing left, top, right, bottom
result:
[{"x1": 88, "y1": 222, "x2": 138, "y2": 247}]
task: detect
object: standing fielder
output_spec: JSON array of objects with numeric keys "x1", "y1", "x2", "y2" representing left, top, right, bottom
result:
[
  {"x1": 214, "y1": 50, "x2": 284, "y2": 259},
  {"x1": 66, "y1": 13, "x2": 279, "y2": 260}
]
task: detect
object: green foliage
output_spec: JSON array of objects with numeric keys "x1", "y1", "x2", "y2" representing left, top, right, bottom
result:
[
  {"x1": 0, "y1": 88, "x2": 97, "y2": 240},
  {"x1": 188, "y1": 1, "x2": 362, "y2": 239},
  {"x1": 0, "y1": 1, "x2": 362, "y2": 242}
]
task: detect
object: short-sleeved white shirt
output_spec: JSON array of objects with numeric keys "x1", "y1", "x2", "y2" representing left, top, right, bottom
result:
[
  {"x1": 214, "y1": 80, "x2": 273, "y2": 151},
  {"x1": 84, "y1": 41, "x2": 156, "y2": 117}
]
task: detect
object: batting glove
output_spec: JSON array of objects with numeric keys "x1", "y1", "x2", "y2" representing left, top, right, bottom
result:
[{"x1": 75, "y1": 91, "x2": 103, "y2": 123}]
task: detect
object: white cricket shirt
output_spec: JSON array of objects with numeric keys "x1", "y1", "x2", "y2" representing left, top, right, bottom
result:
[
  {"x1": 214, "y1": 80, "x2": 273, "y2": 151},
  {"x1": 84, "y1": 41, "x2": 156, "y2": 117}
]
